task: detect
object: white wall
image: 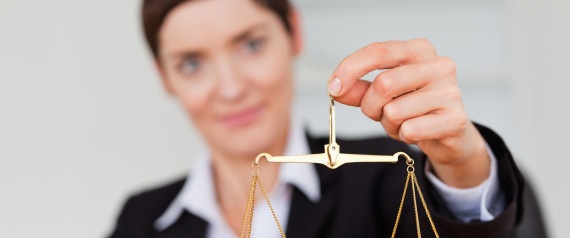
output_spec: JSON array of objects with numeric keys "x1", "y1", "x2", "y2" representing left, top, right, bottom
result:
[
  {"x1": 0, "y1": 0, "x2": 567, "y2": 237},
  {"x1": 0, "y1": 1, "x2": 201, "y2": 236},
  {"x1": 506, "y1": 0, "x2": 570, "y2": 236}
]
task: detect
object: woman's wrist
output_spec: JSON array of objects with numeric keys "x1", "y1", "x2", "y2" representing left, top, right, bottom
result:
[{"x1": 430, "y1": 124, "x2": 491, "y2": 188}]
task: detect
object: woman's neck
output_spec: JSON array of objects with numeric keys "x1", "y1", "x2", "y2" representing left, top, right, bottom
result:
[
  {"x1": 210, "y1": 128, "x2": 289, "y2": 234},
  {"x1": 211, "y1": 152, "x2": 281, "y2": 206}
]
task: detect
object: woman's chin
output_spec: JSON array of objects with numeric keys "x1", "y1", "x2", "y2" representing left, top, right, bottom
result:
[
  {"x1": 229, "y1": 137, "x2": 272, "y2": 157},
  {"x1": 213, "y1": 129, "x2": 278, "y2": 160},
  {"x1": 208, "y1": 109, "x2": 289, "y2": 161}
]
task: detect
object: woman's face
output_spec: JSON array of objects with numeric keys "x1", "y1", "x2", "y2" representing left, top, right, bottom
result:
[{"x1": 157, "y1": 0, "x2": 300, "y2": 158}]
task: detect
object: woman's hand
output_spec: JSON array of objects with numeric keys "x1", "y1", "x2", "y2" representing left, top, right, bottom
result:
[{"x1": 328, "y1": 39, "x2": 490, "y2": 188}]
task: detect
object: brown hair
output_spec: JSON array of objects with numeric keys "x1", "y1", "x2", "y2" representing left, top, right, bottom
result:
[{"x1": 142, "y1": 0, "x2": 292, "y2": 58}]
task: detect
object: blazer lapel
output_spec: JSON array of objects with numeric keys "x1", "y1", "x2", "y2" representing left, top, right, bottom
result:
[
  {"x1": 156, "y1": 211, "x2": 208, "y2": 238},
  {"x1": 285, "y1": 134, "x2": 339, "y2": 237}
]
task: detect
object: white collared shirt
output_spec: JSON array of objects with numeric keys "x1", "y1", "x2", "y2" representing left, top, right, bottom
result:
[{"x1": 154, "y1": 119, "x2": 504, "y2": 237}]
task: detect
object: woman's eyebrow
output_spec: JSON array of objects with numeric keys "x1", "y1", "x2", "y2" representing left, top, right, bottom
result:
[
  {"x1": 231, "y1": 22, "x2": 269, "y2": 43},
  {"x1": 163, "y1": 51, "x2": 203, "y2": 62}
]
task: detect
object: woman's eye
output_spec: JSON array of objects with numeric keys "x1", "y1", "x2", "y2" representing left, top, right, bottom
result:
[
  {"x1": 244, "y1": 38, "x2": 265, "y2": 53},
  {"x1": 179, "y1": 57, "x2": 201, "y2": 75}
]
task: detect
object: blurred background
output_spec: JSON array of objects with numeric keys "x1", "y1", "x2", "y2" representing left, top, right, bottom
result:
[{"x1": 0, "y1": 0, "x2": 568, "y2": 237}]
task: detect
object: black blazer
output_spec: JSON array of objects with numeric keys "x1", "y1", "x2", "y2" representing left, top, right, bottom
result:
[{"x1": 109, "y1": 124, "x2": 526, "y2": 238}]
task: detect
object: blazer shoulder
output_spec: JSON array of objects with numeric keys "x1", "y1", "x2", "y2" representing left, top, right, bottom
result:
[
  {"x1": 109, "y1": 176, "x2": 186, "y2": 237},
  {"x1": 127, "y1": 176, "x2": 186, "y2": 211}
]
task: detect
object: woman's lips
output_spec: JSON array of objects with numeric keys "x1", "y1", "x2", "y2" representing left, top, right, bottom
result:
[{"x1": 220, "y1": 106, "x2": 262, "y2": 128}]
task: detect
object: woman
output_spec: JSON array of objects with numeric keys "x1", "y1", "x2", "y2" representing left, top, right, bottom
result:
[{"x1": 110, "y1": 0, "x2": 523, "y2": 237}]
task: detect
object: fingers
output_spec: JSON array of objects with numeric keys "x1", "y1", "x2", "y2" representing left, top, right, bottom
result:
[
  {"x1": 358, "y1": 56, "x2": 456, "y2": 119},
  {"x1": 324, "y1": 39, "x2": 486, "y2": 179},
  {"x1": 359, "y1": 55, "x2": 460, "y2": 144},
  {"x1": 331, "y1": 79, "x2": 371, "y2": 107},
  {"x1": 380, "y1": 89, "x2": 440, "y2": 138},
  {"x1": 328, "y1": 39, "x2": 438, "y2": 106},
  {"x1": 326, "y1": 38, "x2": 464, "y2": 149},
  {"x1": 397, "y1": 108, "x2": 468, "y2": 146},
  {"x1": 380, "y1": 86, "x2": 462, "y2": 140}
]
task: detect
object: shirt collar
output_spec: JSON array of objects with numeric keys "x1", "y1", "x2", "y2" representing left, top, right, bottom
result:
[{"x1": 154, "y1": 118, "x2": 321, "y2": 231}]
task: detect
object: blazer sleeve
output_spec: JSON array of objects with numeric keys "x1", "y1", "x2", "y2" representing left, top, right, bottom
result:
[{"x1": 416, "y1": 123, "x2": 525, "y2": 238}]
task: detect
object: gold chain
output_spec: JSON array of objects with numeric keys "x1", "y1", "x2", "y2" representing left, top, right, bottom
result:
[
  {"x1": 239, "y1": 164, "x2": 287, "y2": 238},
  {"x1": 412, "y1": 172, "x2": 439, "y2": 238},
  {"x1": 390, "y1": 172, "x2": 410, "y2": 238},
  {"x1": 391, "y1": 160, "x2": 440, "y2": 238},
  {"x1": 241, "y1": 157, "x2": 439, "y2": 238},
  {"x1": 239, "y1": 172, "x2": 258, "y2": 238},
  {"x1": 257, "y1": 173, "x2": 287, "y2": 238},
  {"x1": 411, "y1": 171, "x2": 421, "y2": 237}
]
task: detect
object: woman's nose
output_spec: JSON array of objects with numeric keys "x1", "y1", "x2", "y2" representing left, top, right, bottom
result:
[{"x1": 216, "y1": 58, "x2": 246, "y2": 101}]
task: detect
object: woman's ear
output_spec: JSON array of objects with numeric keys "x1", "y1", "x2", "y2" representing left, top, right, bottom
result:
[
  {"x1": 154, "y1": 60, "x2": 175, "y2": 95},
  {"x1": 288, "y1": 7, "x2": 303, "y2": 56}
]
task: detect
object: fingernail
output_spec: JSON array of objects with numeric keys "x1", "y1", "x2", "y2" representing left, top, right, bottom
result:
[{"x1": 328, "y1": 77, "x2": 342, "y2": 96}]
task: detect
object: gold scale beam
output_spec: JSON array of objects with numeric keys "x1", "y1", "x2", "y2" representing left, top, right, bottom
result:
[{"x1": 254, "y1": 95, "x2": 413, "y2": 168}]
